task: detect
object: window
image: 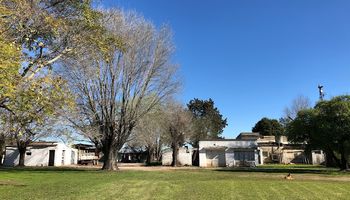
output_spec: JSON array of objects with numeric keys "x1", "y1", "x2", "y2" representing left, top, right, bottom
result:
[
  {"x1": 185, "y1": 146, "x2": 189, "y2": 153},
  {"x1": 272, "y1": 154, "x2": 279, "y2": 161},
  {"x1": 234, "y1": 151, "x2": 255, "y2": 161},
  {"x1": 262, "y1": 151, "x2": 269, "y2": 157},
  {"x1": 26, "y1": 152, "x2": 32, "y2": 156}
]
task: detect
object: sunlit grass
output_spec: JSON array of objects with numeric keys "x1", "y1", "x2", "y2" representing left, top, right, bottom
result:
[{"x1": 0, "y1": 167, "x2": 349, "y2": 200}]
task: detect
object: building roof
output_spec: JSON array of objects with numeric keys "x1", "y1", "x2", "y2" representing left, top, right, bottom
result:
[
  {"x1": 6, "y1": 141, "x2": 58, "y2": 147},
  {"x1": 200, "y1": 139, "x2": 257, "y2": 142},
  {"x1": 73, "y1": 143, "x2": 96, "y2": 150},
  {"x1": 202, "y1": 146, "x2": 227, "y2": 150},
  {"x1": 236, "y1": 132, "x2": 261, "y2": 140}
]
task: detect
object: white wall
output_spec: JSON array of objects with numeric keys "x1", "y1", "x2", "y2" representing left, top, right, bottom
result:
[
  {"x1": 54, "y1": 143, "x2": 78, "y2": 166},
  {"x1": 199, "y1": 140, "x2": 259, "y2": 168},
  {"x1": 199, "y1": 140, "x2": 257, "y2": 149},
  {"x1": 3, "y1": 143, "x2": 78, "y2": 167},
  {"x1": 311, "y1": 150, "x2": 325, "y2": 165},
  {"x1": 162, "y1": 148, "x2": 193, "y2": 166}
]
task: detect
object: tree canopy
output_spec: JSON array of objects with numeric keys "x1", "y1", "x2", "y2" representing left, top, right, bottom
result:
[
  {"x1": 286, "y1": 95, "x2": 350, "y2": 170},
  {"x1": 0, "y1": 0, "x2": 114, "y2": 166},
  {"x1": 65, "y1": 10, "x2": 180, "y2": 170},
  {"x1": 252, "y1": 117, "x2": 284, "y2": 137},
  {"x1": 187, "y1": 98, "x2": 227, "y2": 147}
]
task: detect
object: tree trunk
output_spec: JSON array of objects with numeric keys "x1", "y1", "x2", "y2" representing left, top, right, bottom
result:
[
  {"x1": 340, "y1": 153, "x2": 349, "y2": 170},
  {"x1": 326, "y1": 148, "x2": 341, "y2": 168},
  {"x1": 146, "y1": 146, "x2": 154, "y2": 165},
  {"x1": 171, "y1": 144, "x2": 179, "y2": 167},
  {"x1": 0, "y1": 141, "x2": 4, "y2": 166},
  {"x1": 340, "y1": 145, "x2": 349, "y2": 170},
  {"x1": 0, "y1": 135, "x2": 5, "y2": 165},
  {"x1": 192, "y1": 149, "x2": 199, "y2": 166},
  {"x1": 18, "y1": 146, "x2": 26, "y2": 167},
  {"x1": 102, "y1": 142, "x2": 117, "y2": 170}
]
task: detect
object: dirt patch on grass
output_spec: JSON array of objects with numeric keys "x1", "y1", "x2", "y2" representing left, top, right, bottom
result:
[
  {"x1": 0, "y1": 180, "x2": 26, "y2": 186},
  {"x1": 119, "y1": 166, "x2": 199, "y2": 171},
  {"x1": 72, "y1": 164, "x2": 199, "y2": 172}
]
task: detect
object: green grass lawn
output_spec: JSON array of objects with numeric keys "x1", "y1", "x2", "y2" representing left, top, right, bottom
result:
[{"x1": 0, "y1": 166, "x2": 349, "y2": 200}]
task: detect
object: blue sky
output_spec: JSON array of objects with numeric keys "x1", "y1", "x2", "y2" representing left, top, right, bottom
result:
[{"x1": 102, "y1": 0, "x2": 350, "y2": 138}]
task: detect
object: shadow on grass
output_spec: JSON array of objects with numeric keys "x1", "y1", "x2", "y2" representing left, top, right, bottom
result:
[
  {"x1": 0, "y1": 166, "x2": 100, "y2": 173},
  {"x1": 214, "y1": 167, "x2": 345, "y2": 175}
]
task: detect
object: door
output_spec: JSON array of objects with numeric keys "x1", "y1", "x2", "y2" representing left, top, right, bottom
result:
[
  {"x1": 48, "y1": 150, "x2": 55, "y2": 166},
  {"x1": 71, "y1": 151, "x2": 75, "y2": 164},
  {"x1": 206, "y1": 150, "x2": 226, "y2": 167}
]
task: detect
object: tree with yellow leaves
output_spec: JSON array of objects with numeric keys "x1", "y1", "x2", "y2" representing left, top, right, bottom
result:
[{"x1": 0, "y1": 0, "x2": 122, "y2": 166}]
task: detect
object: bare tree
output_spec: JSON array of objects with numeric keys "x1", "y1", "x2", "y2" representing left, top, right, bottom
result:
[
  {"x1": 284, "y1": 95, "x2": 312, "y2": 121},
  {"x1": 65, "y1": 10, "x2": 180, "y2": 170},
  {"x1": 162, "y1": 103, "x2": 192, "y2": 167},
  {"x1": 130, "y1": 106, "x2": 165, "y2": 164}
]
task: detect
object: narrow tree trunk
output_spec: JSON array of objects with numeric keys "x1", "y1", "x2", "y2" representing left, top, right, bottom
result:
[
  {"x1": 340, "y1": 145, "x2": 349, "y2": 170},
  {"x1": 171, "y1": 144, "x2": 179, "y2": 167},
  {"x1": 155, "y1": 140, "x2": 162, "y2": 162},
  {"x1": 192, "y1": 149, "x2": 199, "y2": 166},
  {"x1": 340, "y1": 153, "x2": 349, "y2": 170},
  {"x1": 326, "y1": 148, "x2": 341, "y2": 168},
  {"x1": 0, "y1": 142, "x2": 4, "y2": 166},
  {"x1": 0, "y1": 135, "x2": 5, "y2": 165},
  {"x1": 146, "y1": 146, "x2": 154, "y2": 165}
]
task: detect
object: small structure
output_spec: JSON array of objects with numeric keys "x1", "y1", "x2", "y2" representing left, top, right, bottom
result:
[
  {"x1": 74, "y1": 143, "x2": 100, "y2": 165},
  {"x1": 162, "y1": 146, "x2": 194, "y2": 166},
  {"x1": 118, "y1": 145, "x2": 147, "y2": 163},
  {"x1": 199, "y1": 139, "x2": 260, "y2": 168},
  {"x1": 4, "y1": 141, "x2": 78, "y2": 167},
  {"x1": 311, "y1": 150, "x2": 326, "y2": 165}
]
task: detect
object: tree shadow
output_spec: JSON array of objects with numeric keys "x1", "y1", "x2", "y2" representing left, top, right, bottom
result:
[
  {"x1": 213, "y1": 167, "x2": 344, "y2": 175},
  {"x1": 0, "y1": 166, "x2": 99, "y2": 173}
]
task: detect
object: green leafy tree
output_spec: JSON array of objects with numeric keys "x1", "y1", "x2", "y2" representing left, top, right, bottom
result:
[
  {"x1": 0, "y1": 0, "x2": 119, "y2": 166},
  {"x1": 287, "y1": 95, "x2": 350, "y2": 170},
  {"x1": 0, "y1": 0, "x2": 118, "y2": 108},
  {"x1": 187, "y1": 98, "x2": 227, "y2": 165},
  {"x1": 1, "y1": 76, "x2": 73, "y2": 166},
  {"x1": 187, "y1": 98, "x2": 227, "y2": 147},
  {"x1": 252, "y1": 117, "x2": 284, "y2": 137}
]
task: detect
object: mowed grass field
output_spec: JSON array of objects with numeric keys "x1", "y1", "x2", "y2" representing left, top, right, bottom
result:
[{"x1": 0, "y1": 166, "x2": 349, "y2": 200}]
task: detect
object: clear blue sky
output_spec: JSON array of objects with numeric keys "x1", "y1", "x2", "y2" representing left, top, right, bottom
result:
[{"x1": 102, "y1": 0, "x2": 350, "y2": 138}]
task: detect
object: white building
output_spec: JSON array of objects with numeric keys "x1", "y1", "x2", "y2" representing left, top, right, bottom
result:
[
  {"x1": 162, "y1": 147, "x2": 194, "y2": 166},
  {"x1": 199, "y1": 139, "x2": 260, "y2": 168},
  {"x1": 4, "y1": 142, "x2": 78, "y2": 167}
]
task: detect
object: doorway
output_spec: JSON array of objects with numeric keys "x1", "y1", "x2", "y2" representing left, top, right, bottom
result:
[{"x1": 48, "y1": 150, "x2": 55, "y2": 166}]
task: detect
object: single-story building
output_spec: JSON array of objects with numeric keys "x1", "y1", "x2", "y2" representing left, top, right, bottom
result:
[
  {"x1": 240, "y1": 132, "x2": 326, "y2": 165},
  {"x1": 3, "y1": 141, "x2": 78, "y2": 167},
  {"x1": 199, "y1": 139, "x2": 260, "y2": 168}
]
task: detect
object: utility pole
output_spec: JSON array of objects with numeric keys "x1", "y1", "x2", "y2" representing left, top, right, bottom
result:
[{"x1": 318, "y1": 85, "x2": 324, "y2": 101}]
